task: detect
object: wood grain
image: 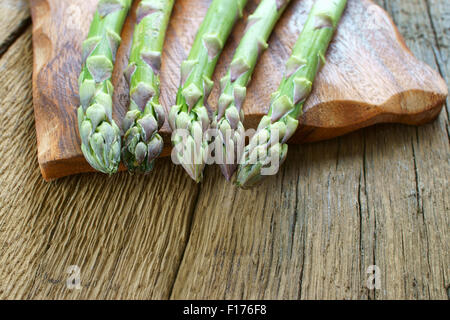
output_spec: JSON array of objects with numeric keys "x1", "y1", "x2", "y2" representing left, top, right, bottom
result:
[
  {"x1": 0, "y1": 28, "x2": 200, "y2": 299},
  {"x1": 366, "y1": 0, "x2": 449, "y2": 300},
  {"x1": 0, "y1": 0, "x2": 448, "y2": 300},
  {"x1": 0, "y1": 0, "x2": 30, "y2": 56},
  {"x1": 29, "y1": 0, "x2": 448, "y2": 181},
  {"x1": 171, "y1": 0, "x2": 450, "y2": 300}
]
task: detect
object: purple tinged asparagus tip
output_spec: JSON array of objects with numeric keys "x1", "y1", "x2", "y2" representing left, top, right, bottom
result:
[
  {"x1": 257, "y1": 38, "x2": 269, "y2": 57},
  {"x1": 134, "y1": 142, "x2": 147, "y2": 164},
  {"x1": 285, "y1": 55, "x2": 306, "y2": 79},
  {"x1": 195, "y1": 106, "x2": 210, "y2": 132},
  {"x1": 314, "y1": 13, "x2": 334, "y2": 29},
  {"x1": 80, "y1": 121, "x2": 93, "y2": 147},
  {"x1": 239, "y1": 109, "x2": 245, "y2": 122},
  {"x1": 175, "y1": 111, "x2": 191, "y2": 130},
  {"x1": 268, "y1": 121, "x2": 287, "y2": 145},
  {"x1": 141, "y1": 51, "x2": 162, "y2": 74},
  {"x1": 95, "y1": 92, "x2": 113, "y2": 121},
  {"x1": 106, "y1": 30, "x2": 121, "y2": 62},
  {"x1": 136, "y1": 1, "x2": 162, "y2": 24},
  {"x1": 153, "y1": 104, "x2": 166, "y2": 129},
  {"x1": 98, "y1": 0, "x2": 124, "y2": 17},
  {"x1": 282, "y1": 116, "x2": 299, "y2": 143},
  {"x1": 293, "y1": 77, "x2": 312, "y2": 105},
  {"x1": 82, "y1": 37, "x2": 101, "y2": 65},
  {"x1": 122, "y1": 110, "x2": 140, "y2": 133},
  {"x1": 91, "y1": 133, "x2": 106, "y2": 163},
  {"x1": 125, "y1": 126, "x2": 139, "y2": 146},
  {"x1": 124, "y1": 62, "x2": 137, "y2": 85},
  {"x1": 279, "y1": 143, "x2": 289, "y2": 166},
  {"x1": 147, "y1": 135, "x2": 164, "y2": 163},
  {"x1": 87, "y1": 56, "x2": 114, "y2": 83},
  {"x1": 79, "y1": 79, "x2": 96, "y2": 109},
  {"x1": 220, "y1": 163, "x2": 237, "y2": 181},
  {"x1": 233, "y1": 85, "x2": 247, "y2": 111},
  {"x1": 131, "y1": 82, "x2": 156, "y2": 111},
  {"x1": 203, "y1": 76, "x2": 214, "y2": 100},
  {"x1": 270, "y1": 95, "x2": 294, "y2": 122},
  {"x1": 244, "y1": 15, "x2": 261, "y2": 33},
  {"x1": 230, "y1": 57, "x2": 251, "y2": 82},
  {"x1": 168, "y1": 105, "x2": 181, "y2": 131},
  {"x1": 190, "y1": 121, "x2": 203, "y2": 142},
  {"x1": 202, "y1": 34, "x2": 223, "y2": 60},
  {"x1": 218, "y1": 121, "x2": 232, "y2": 142},
  {"x1": 182, "y1": 83, "x2": 203, "y2": 111},
  {"x1": 180, "y1": 60, "x2": 197, "y2": 86},
  {"x1": 219, "y1": 75, "x2": 230, "y2": 94},
  {"x1": 86, "y1": 103, "x2": 107, "y2": 131},
  {"x1": 217, "y1": 94, "x2": 233, "y2": 119},
  {"x1": 137, "y1": 115, "x2": 158, "y2": 142},
  {"x1": 276, "y1": 0, "x2": 289, "y2": 11},
  {"x1": 257, "y1": 115, "x2": 272, "y2": 132},
  {"x1": 226, "y1": 107, "x2": 240, "y2": 130}
]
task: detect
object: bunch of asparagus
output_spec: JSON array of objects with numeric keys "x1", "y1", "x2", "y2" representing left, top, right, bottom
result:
[
  {"x1": 212, "y1": 0, "x2": 291, "y2": 180},
  {"x1": 169, "y1": 0, "x2": 248, "y2": 182},
  {"x1": 77, "y1": 0, "x2": 347, "y2": 188},
  {"x1": 78, "y1": 0, "x2": 133, "y2": 174},
  {"x1": 237, "y1": 0, "x2": 347, "y2": 188},
  {"x1": 122, "y1": 0, "x2": 174, "y2": 173}
]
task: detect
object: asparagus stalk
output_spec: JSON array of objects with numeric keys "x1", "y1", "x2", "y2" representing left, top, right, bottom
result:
[
  {"x1": 78, "y1": 0, "x2": 133, "y2": 174},
  {"x1": 236, "y1": 0, "x2": 347, "y2": 188},
  {"x1": 122, "y1": 0, "x2": 174, "y2": 173},
  {"x1": 168, "y1": 0, "x2": 248, "y2": 183},
  {"x1": 212, "y1": 0, "x2": 291, "y2": 181}
]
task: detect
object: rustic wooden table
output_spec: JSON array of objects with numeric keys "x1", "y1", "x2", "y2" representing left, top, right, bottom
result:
[{"x1": 0, "y1": 0, "x2": 448, "y2": 300}]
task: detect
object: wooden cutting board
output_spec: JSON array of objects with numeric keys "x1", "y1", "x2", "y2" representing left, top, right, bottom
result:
[{"x1": 30, "y1": 0, "x2": 447, "y2": 181}]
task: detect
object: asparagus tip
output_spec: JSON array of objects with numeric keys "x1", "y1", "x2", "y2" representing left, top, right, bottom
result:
[
  {"x1": 235, "y1": 163, "x2": 263, "y2": 189},
  {"x1": 182, "y1": 163, "x2": 205, "y2": 183},
  {"x1": 219, "y1": 164, "x2": 237, "y2": 181}
]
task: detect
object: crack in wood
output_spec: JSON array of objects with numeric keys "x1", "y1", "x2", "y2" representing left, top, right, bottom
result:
[
  {"x1": 168, "y1": 182, "x2": 202, "y2": 299},
  {"x1": 0, "y1": 17, "x2": 31, "y2": 58}
]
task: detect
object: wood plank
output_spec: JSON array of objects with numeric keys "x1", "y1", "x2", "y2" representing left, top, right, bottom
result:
[
  {"x1": 0, "y1": 0, "x2": 30, "y2": 56},
  {"x1": 364, "y1": 0, "x2": 449, "y2": 300},
  {"x1": 0, "y1": 0, "x2": 447, "y2": 300},
  {"x1": 171, "y1": 137, "x2": 368, "y2": 299},
  {"x1": 0, "y1": 30, "x2": 199, "y2": 299},
  {"x1": 172, "y1": 0, "x2": 449, "y2": 299},
  {"x1": 29, "y1": 0, "x2": 447, "y2": 180},
  {"x1": 0, "y1": 29, "x2": 37, "y2": 299},
  {"x1": 426, "y1": 0, "x2": 450, "y2": 119}
]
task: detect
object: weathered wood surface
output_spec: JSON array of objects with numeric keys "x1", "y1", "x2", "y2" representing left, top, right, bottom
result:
[
  {"x1": 0, "y1": 0, "x2": 30, "y2": 56},
  {"x1": 29, "y1": 0, "x2": 447, "y2": 180},
  {"x1": 0, "y1": 0, "x2": 448, "y2": 300}
]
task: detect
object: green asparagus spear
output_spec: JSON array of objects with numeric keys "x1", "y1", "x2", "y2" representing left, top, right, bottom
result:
[
  {"x1": 122, "y1": 0, "x2": 174, "y2": 173},
  {"x1": 168, "y1": 0, "x2": 248, "y2": 183},
  {"x1": 78, "y1": 0, "x2": 133, "y2": 174},
  {"x1": 236, "y1": 0, "x2": 347, "y2": 188},
  {"x1": 212, "y1": 0, "x2": 291, "y2": 181}
]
